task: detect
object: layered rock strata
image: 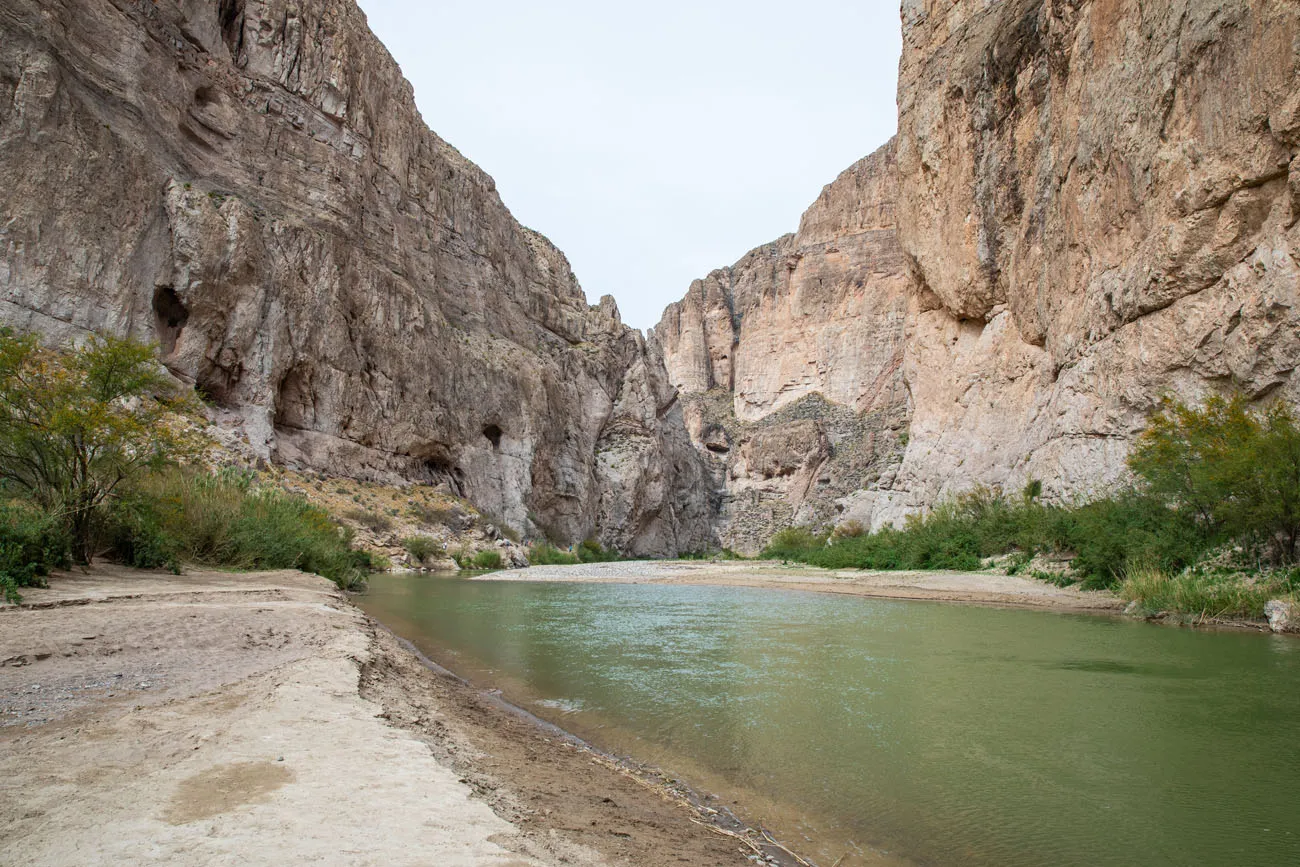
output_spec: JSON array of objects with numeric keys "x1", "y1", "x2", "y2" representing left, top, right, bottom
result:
[
  {"x1": 887, "y1": 0, "x2": 1300, "y2": 521},
  {"x1": 0, "y1": 0, "x2": 710, "y2": 555},
  {"x1": 652, "y1": 144, "x2": 912, "y2": 552}
]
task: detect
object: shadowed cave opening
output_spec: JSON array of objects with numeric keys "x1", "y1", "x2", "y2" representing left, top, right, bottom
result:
[
  {"x1": 483, "y1": 424, "x2": 503, "y2": 450},
  {"x1": 424, "y1": 456, "x2": 466, "y2": 497},
  {"x1": 218, "y1": 0, "x2": 245, "y2": 58},
  {"x1": 152, "y1": 286, "x2": 189, "y2": 357}
]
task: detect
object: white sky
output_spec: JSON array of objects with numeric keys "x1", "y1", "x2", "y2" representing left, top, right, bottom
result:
[{"x1": 356, "y1": 1, "x2": 902, "y2": 331}]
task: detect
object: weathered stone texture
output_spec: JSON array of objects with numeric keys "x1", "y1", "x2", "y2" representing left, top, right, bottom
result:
[
  {"x1": 0, "y1": 0, "x2": 710, "y2": 555},
  {"x1": 886, "y1": 0, "x2": 1300, "y2": 522},
  {"x1": 653, "y1": 144, "x2": 912, "y2": 551},
  {"x1": 659, "y1": 0, "x2": 1300, "y2": 540}
]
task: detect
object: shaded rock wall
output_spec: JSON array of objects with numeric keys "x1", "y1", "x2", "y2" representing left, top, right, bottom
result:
[{"x1": 0, "y1": 0, "x2": 710, "y2": 555}]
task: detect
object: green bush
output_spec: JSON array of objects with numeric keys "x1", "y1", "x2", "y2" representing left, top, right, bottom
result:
[
  {"x1": 402, "y1": 535, "x2": 444, "y2": 566},
  {"x1": 528, "y1": 543, "x2": 578, "y2": 566},
  {"x1": 1063, "y1": 494, "x2": 1207, "y2": 589},
  {"x1": 0, "y1": 331, "x2": 204, "y2": 563},
  {"x1": 763, "y1": 527, "x2": 828, "y2": 561},
  {"x1": 577, "y1": 537, "x2": 619, "y2": 563},
  {"x1": 758, "y1": 395, "x2": 1299, "y2": 615},
  {"x1": 1119, "y1": 562, "x2": 1298, "y2": 621},
  {"x1": 110, "y1": 470, "x2": 374, "y2": 590},
  {"x1": 471, "y1": 549, "x2": 503, "y2": 570},
  {"x1": 0, "y1": 501, "x2": 72, "y2": 603},
  {"x1": 759, "y1": 486, "x2": 1204, "y2": 590},
  {"x1": 1130, "y1": 395, "x2": 1300, "y2": 563}
]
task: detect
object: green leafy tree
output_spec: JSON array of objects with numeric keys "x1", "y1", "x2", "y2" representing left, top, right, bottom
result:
[
  {"x1": 1128, "y1": 394, "x2": 1300, "y2": 562},
  {"x1": 0, "y1": 331, "x2": 203, "y2": 563}
]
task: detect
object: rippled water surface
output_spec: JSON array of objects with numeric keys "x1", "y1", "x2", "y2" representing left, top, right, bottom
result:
[{"x1": 359, "y1": 575, "x2": 1300, "y2": 866}]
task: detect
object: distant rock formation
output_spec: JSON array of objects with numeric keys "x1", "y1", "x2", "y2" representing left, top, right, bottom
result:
[
  {"x1": 652, "y1": 144, "x2": 912, "y2": 553},
  {"x1": 658, "y1": 0, "x2": 1300, "y2": 548},
  {"x1": 0, "y1": 0, "x2": 710, "y2": 556}
]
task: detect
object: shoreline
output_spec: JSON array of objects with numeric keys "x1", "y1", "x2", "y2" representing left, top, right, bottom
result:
[
  {"x1": 0, "y1": 567, "x2": 796, "y2": 866},
  {"x1": 476, "y1": 559, "x2": 1126, "y2": 613}
]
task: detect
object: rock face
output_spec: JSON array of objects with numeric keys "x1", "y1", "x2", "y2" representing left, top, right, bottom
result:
[
  {"x1": 652, "y1": 144, "x2": 912, "y2": 552},
  {"x1": 887, "y1": 0, "x2": 1300, "y2": 522},
  {"x1": 0, "y1": 0, "x2": 710, "y2": 555},
  {"x1": 659, "y1": 0, "x2": 1300, "y2": 543},
  {"x1": 1265, "y1": 599, "x2": 1298, "y2": 634}
]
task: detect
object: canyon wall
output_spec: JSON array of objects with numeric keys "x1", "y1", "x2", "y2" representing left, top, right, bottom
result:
[
  {"x1": 888, "y1": 0, "x2": 1300, "y2": 521},
  {"x1": 0, "y1": 0, "x2": 710, "y2": 555},
  {"x1": 659, "y1": 0, "x2": 1300, "y2": 544},
  {"x1": 652, "y1": 145, "x2": 912, "y2": 552}
]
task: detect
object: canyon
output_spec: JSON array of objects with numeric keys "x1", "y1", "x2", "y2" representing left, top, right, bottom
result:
[
  {"x1": 0, "y1": 0, "x2": 709, "y2": 556},
  {"x1": 3, "y1": 0, "x2": 1299, "y2": 555},
  {"x1": 656, "y1": 0, "x2": 1300, "y2": 552}
]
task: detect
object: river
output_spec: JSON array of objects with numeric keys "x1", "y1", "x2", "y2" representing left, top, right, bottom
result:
[{"x1": 358, "y1": 574, "x2": 1300, "y2": 866}]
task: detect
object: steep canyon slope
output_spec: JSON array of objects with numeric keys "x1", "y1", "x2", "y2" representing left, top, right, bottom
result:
[
  {"x1": 657, "y1": 0, "x2": 1300, "y2": 544},
  {"x1": 0, "y1": 0, "x2": 709, "y2": 555},
  {"x1": 652, "y1": 145, "x2": 912, "y2": 552}
]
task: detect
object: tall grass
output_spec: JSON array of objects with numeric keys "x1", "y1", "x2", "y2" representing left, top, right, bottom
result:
[
  {"x1": 110, "y1": 469, "x2": 375, "y2": 590},
  {"x1": 528, "y1": 543, "x2": 579, "y2": 566},
  {"x1": 1119, "y1": 563, "x2": 1298, "y2": 621},
  {"x1": 402, "y1": 535, "x2": 445, "y2": 566}
]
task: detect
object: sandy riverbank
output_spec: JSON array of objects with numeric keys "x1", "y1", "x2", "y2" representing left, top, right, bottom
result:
[
  {"x1": 479, "y1": 560, "x2": 1124, "y2": 612},
  {"x1": 0, "y1": 568, "x2": 769, "y2": 867}
]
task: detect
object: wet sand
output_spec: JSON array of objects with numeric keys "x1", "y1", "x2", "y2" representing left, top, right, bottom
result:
[{"x1": 0, "y1": 568, "x2": 771, "y2": 867}]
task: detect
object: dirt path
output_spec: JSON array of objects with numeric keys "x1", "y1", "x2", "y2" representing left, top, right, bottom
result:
[
  {"x1": 480, "y1": 560, "x2": 1123, "y2": 612},
  {"x1": 0, "y1": 568, "x2": 760, "y2": 867}
]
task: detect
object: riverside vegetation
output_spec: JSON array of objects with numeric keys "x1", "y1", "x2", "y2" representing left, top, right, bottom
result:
[
  {"x1": 765, "y1": 395, "x2": 1300, "y2": 622},
  {"x1": 0, "y1": 332, "x2": 375, "y2": 602}
]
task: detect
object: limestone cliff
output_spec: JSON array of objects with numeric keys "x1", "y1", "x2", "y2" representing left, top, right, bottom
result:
[
  {"x1": 658, "y1": 0, "x2": 1300, "y2": 543},
  {"x1": 887, "y1": 0, "x2": 1300, "y2": 522},
  {"x1": 652, "y1": 144, "x2": 912, "y2": 553},
  {"x1": 0, "y1": 0, "x2": 710, "y2": 555}
]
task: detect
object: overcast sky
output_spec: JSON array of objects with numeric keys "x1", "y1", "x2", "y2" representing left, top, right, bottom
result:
[{"x1": 356, "y1": 1, "x2": 902, "y2": 331}]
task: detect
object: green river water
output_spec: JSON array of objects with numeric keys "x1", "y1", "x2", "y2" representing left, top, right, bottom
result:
[{"x1": 358, "y1": 575, "x2": 1300, "y2": 867}]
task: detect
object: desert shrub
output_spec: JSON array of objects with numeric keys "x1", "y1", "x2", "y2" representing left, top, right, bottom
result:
[
  {"x1": 342, "y1": 507, "x2": 394, "y2": 533},
  {"x1": 0, "y1": 500, "x2": 72, "y2": 603},
  {"x1": 0, "y1": 331, "x2": 203, "y2": 563},
  {"x1": 762, "y1": 527, "x2": 828, "y2": 561},
  {"x1": 1119, "y1": 562, "x2": 1297, "y2": 621},
  {"x1": 831, "y1": 520, "x2": 866, "y2": 541},
  {"x1": 577, "y1": 537, "x2": 619, "y2": 563},
  {"x1": 111, "y1": 469, "x2": 373, "y2": 590},
  {"x1": 102, "y1": 490, "x2": 181, "y2": 572},
  {"x1": 402, "y1": 535, "x2": 444, "y2": 565},
  {"x1": 408, "y1": 502, "x2": 459, "y2": 527},
  {"x1": 1061, "y1": 493, "x2": 1206, "y2": 589},
  {"x1": 1130, "y1": 395, "x2": 1300, "y2": 563},
  {"x1": 528, "y1": 543, "x2": 578, "y2": 566}
]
